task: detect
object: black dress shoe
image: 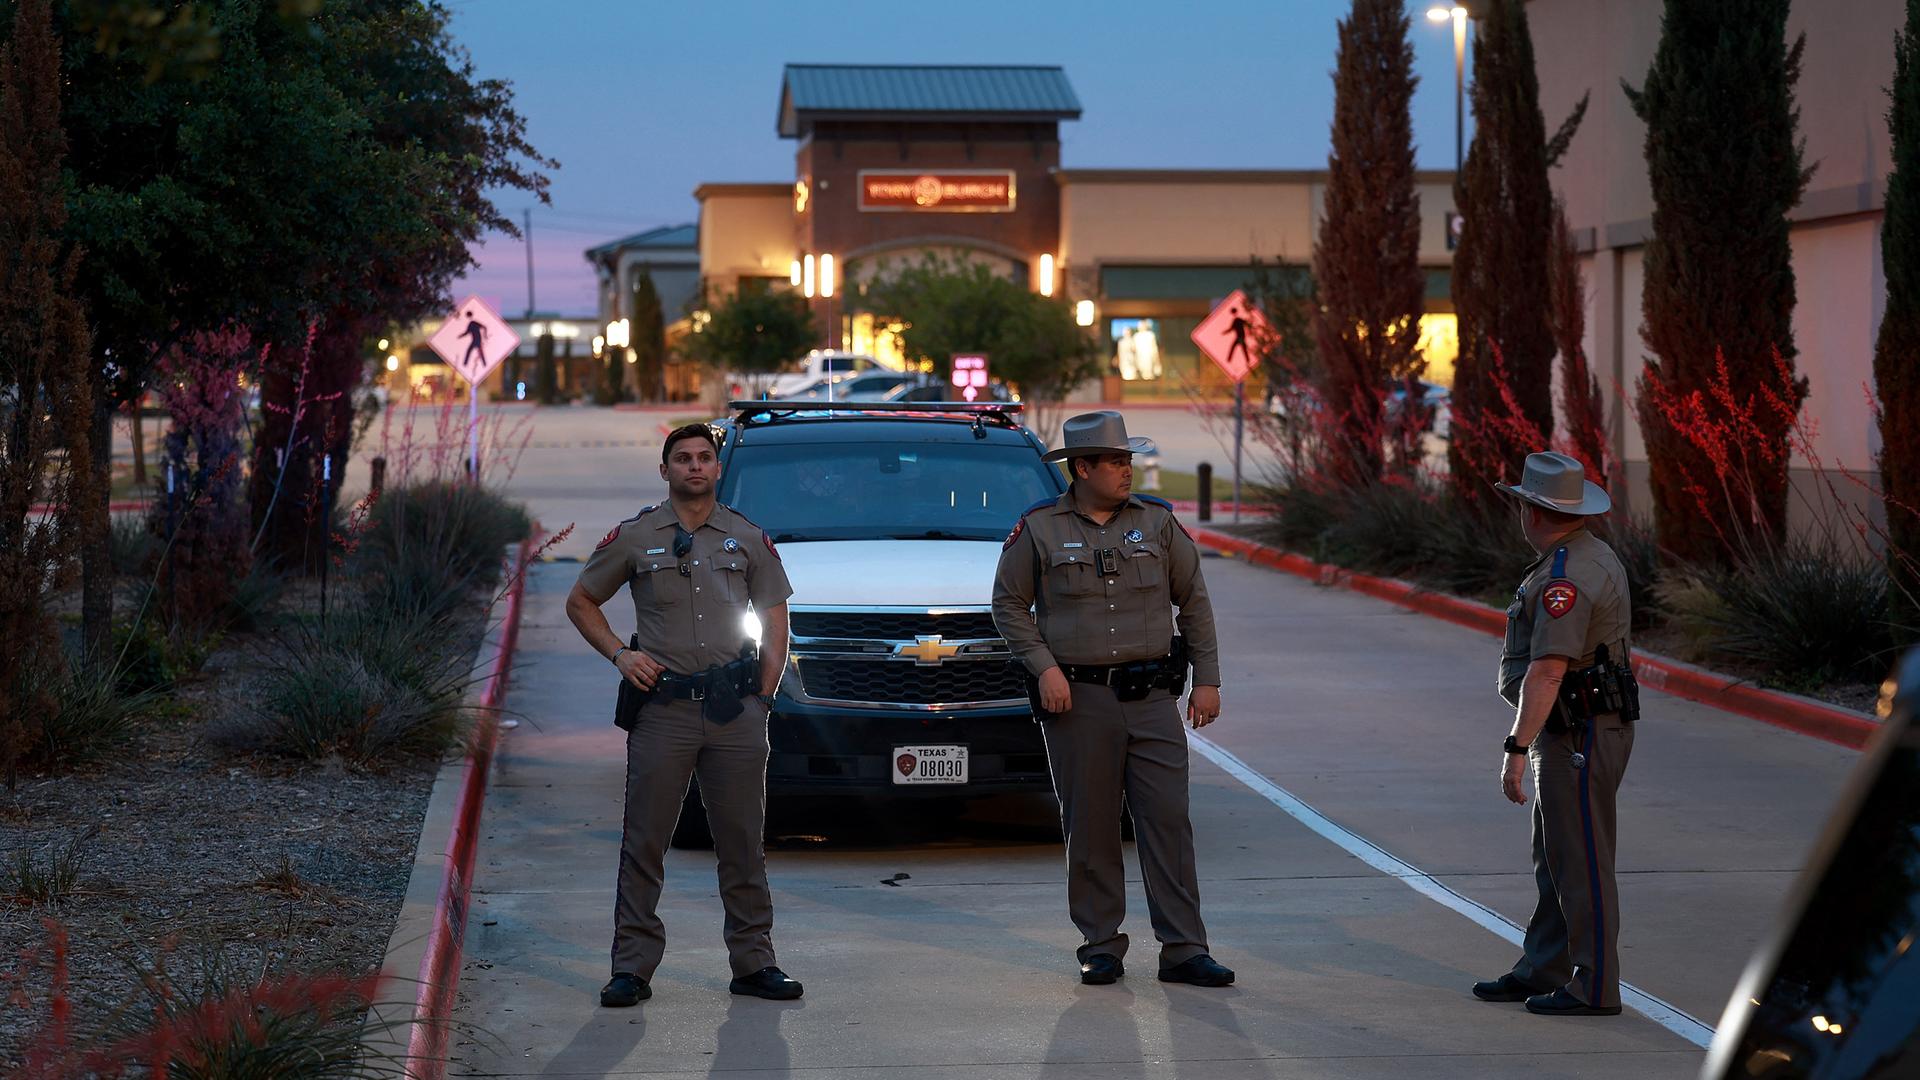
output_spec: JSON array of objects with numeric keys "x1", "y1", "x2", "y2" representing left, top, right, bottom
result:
[
  {"x1": 1525, "y1": 987, "x2": 1622, "y2": 1016},
  {"x1": 1472, "y1": 973, "x2": 1543, "y2": 1002},
  {"x1": 1158, "y1": 954, "x2": 1235, "y2": 987},
  {"x1": 729, "y1": 966, "x2": 804, "y2": 1000},
  {"x1": 599, "y1": 972, "x2": 649, "y2": 1007},
  {"x1": 1079, "y1": 954, "x2": 1125, "y2": 985}
]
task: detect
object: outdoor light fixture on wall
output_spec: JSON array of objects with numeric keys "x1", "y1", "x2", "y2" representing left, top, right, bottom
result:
[
  {"x1": 803, "y1": 254, "x2": 816, "y2": 298},
  {"x1": 1075, "y1": 300, "x2": 1096, "y2": 327},
  {"x1": 790, "y1": 259, "x2": 802, "y2": 287},
  {"x1": 820, "y1": 254, "x2": 835, "y2": 298},
  {"x1": 1039, "y1": 254, "x2": 1055, "y2": 297}
]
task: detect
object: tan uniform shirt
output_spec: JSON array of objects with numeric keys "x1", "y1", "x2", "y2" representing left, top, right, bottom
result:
[
  {"x1": 1499, "y1": 527, "x2": 1632, "y2": 706},
  {"x1": 577, "y1": 503, "x2": 794, "y2": 676},
  {"x1": 992, "y1": 491, "x2": 1221, "y2": 686}
]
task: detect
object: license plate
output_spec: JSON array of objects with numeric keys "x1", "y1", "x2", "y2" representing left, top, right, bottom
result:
[{"x1": 892, "y1": 745, "x2": 969, "y2": 785}]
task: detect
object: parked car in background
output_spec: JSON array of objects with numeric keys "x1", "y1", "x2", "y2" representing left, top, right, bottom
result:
[
  {"x1": 892, "y1": 374, "x2": 1013, "y2": 403},
  {"x1": 790, "y1": 368, "x2": 921, "y2": 402},
  {"x1": 1386, "y1": 379, "x2": 1451, "y2": 440},
  {"x1": 730, "y1": 351, "x2": 879, "y2": 400}
]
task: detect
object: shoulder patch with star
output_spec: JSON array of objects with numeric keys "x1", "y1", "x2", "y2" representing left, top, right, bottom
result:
[
  {"x1": 1004, "y1": 496, "x2": 1058, "y2": 549},
  {"x1": 1542, "y1": 580, "x2": 1579, "y2": 619}
]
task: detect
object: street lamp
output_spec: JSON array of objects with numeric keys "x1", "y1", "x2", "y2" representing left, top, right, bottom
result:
[
  {"x1": 1427, "y1": 5, "x2": 1470, "y2": 174},
  {"x1": 1038, "y1": 253, "x2": 1055, "y2": 297}
]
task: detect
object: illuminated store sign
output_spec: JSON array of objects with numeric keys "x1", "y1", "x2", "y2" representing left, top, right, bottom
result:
[{"x1": 858, "y1": 170, "x2": 1016, "y2": 213}]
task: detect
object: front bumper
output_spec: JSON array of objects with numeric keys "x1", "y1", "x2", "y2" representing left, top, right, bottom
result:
[{"x1": 764, "y1": 697, "x2": 1054, "y2": 797}]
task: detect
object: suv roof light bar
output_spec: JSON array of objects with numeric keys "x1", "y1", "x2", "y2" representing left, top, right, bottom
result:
[
  {"x1": 727, "y1": 399, "x2": 1026, "y2": 429},
  {"x1": 727, "y1": 399, "x2": 1022, "y2": 414}
]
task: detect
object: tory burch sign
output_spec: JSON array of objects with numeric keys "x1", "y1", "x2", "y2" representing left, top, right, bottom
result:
[{"x1": 857, "y1": 170, "x2": 1017, "y2": 213}]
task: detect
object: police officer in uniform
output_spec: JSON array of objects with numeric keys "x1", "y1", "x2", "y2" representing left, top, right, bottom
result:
[
  {"x1": 566, "y1": 424, "x2": 804, "y2": 1006},
  {"x1": 1474, "y1": 451, "x2": 1639, "y2": 1016},
  {"x1": 992, "y1": 411, "x2": 1234, "y2": 988}
]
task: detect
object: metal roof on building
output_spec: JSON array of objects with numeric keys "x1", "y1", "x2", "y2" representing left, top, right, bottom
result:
[
  {"x1": 778, "y1": 64, "x2": 1081, "y2": 137},
  {"x1": 584, "y1": 223, "x2": 698, "y2": 262}
]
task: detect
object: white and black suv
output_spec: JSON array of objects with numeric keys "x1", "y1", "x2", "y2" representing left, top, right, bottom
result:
[{"x1": 674, "y1": 401, "x2": 1064, "y2": 842}]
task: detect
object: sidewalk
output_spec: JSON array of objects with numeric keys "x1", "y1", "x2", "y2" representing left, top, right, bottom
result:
[{"x1": 394, "y1": 561, "x2": 1758, "y2": 1078}]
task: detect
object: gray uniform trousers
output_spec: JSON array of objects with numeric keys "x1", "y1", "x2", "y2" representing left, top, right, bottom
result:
[
  {"x1": 612, "y1": 695, "x2": 777, "y2": 979},
  {"x1": 1039, "y1": 682, "x2": 1209, "y2": 967},
  {"x1": 1512, "y1": 714, "x2": 1634, "y2": 1007}
]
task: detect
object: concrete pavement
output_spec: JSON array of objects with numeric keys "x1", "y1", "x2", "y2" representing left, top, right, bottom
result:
[{"x1": 421, "y1": 548, "x2": 1859, "y2": 1078}]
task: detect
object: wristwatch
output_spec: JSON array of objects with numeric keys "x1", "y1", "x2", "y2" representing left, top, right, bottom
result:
[
  {"x1": 1503, "y1": 734, "x2": 1530, "y2": 756},
  {"x1": 612, "y1": 646, "x2": 630, "y2": 665}
]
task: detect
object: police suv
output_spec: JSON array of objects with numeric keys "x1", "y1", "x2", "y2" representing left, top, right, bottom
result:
[{"x1": 672, "y1": 400, "x2": 1064, "y2": 846}]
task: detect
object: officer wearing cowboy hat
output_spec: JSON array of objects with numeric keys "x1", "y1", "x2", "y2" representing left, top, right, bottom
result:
[
  {"x1": 1473, "y1": 451, "x2": 1637, "y2": 1016},
  {"x1": 992, "y1": 411, "x2": 1234, "y2": 988}
]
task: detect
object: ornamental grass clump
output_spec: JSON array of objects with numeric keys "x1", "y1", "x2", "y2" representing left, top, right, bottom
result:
[
  {"x1": 358, "y1": 479, "x2": 530, "y2": 599},
  {"x1": 1660, "y1": 544, "x2": 1904, "y2": 690},
  {"x1": 214, "y1": 602, "x2": 474, "y2": 764}
]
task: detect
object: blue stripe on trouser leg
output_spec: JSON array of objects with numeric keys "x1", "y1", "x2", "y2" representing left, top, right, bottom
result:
[{"x1": 1575, "y1": 720, "x2": 1606, "y2": 1005}]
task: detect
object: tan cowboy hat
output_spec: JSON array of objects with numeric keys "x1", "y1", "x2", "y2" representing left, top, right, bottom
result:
[
  {"x1": 1495, "y1": 451, "x2": 1612, "y2": 516},
  {"x1": 1042, "y1": 411, "x2": 1158, "y2": 463}
]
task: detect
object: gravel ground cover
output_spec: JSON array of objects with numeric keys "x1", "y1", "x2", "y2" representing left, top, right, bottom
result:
[{"x1": 0, "y1": 622, "x2": 462, "y2": 1068}]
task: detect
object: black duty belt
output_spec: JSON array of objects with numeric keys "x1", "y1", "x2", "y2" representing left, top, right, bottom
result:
[
  {"x1": 1057, "y1": 652, "x2": 1189, "y2": 704},
  {"x1": 656, "y1": 660, "x2": 756, "y2": 701}
]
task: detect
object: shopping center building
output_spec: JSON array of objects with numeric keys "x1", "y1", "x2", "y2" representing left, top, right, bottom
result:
[{"x1": 651, "y1": 63, "x2": 1462, "y2": 402}]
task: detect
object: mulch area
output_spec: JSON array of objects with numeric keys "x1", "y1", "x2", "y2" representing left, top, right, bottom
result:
[{"x1": 0, "y1": 600, "x2": 456, "y2": 1067}]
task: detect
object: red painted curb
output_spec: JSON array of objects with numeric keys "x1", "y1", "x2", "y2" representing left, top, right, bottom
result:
[
  {"x1": 28, "y1": 500, "x2": 146, "y2": 516},
  {"x1": 406, "y1": 528, "x2": 539, "y2": 1078},
  {"x1": 1188, "y1": 526, "x2": 1880, "y2": 750}
]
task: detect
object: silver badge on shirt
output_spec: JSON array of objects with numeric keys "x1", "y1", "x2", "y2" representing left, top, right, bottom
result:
[
  {"x1": 723, "y1": 537, "x2": 741, "y2": 553},
  {"x1": 1124, "y1": 529, "x2": 1144, "y2": 543}
]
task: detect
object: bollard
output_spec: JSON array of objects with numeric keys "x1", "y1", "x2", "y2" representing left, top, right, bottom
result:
[
  {"x1": 369, "y1": 455, "x2": 387, "y2": 500},
  {"x1": 1197, "y1": 462, "x2": 1213, "y2": 522}
]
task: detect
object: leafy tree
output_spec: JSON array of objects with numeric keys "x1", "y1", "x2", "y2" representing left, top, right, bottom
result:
[
  {"x1": 630, "y1": 267, "x2": 666, "y2": 403},
  {"x1": 860, "y1": 255, "x2": 1102, "y2": 437},
  {"x1": 1447, "y1": 0, "x2": 1583, "y2": 505},
  {"x1": 595, "y1": 341, "x2": 626, "y2": 405},
  {"x1": 1877, "y1": 0, "x2": 1920, "y2": 604},
  {"x1": 0, "y1": 0, "x2": 103, "y2": 779},
  {"x1": 681, "y1": 286, "x2": 817, "y2": 396},
  {"x1": 1313, "y1": 0, "x2": 1425, "y2": 485},
  {"x1": 1626, "y1": 0, "x2": 1812, "y2": 562}
]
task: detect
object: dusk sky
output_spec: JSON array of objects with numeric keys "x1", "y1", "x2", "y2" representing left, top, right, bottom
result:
[{"x1": 443, "y1": 0, "x2": 1476, "y2": 318}]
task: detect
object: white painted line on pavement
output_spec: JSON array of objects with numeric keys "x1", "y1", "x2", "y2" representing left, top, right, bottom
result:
[{"x1": 1188, "y1": 731, "x2": 1717, "y2": 1049}]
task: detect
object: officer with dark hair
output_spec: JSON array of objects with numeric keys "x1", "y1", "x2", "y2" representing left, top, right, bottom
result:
[
  {"x1": 565, "y1": 423, "x2": 802, "y2": 1006},
  {"x1": 992, "y1": 411, "x2": 1233, "y2": 989},
  {"x1": 1475, "y1": 451, "x2": 1639, "y2": 1016}
]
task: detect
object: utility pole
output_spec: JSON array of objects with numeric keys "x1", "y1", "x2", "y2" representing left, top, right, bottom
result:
[{"x1": 523, "y1": 208, "x2": 536, "y2": 318}]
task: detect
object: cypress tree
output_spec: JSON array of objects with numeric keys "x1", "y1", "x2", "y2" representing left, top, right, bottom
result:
[
  {"x1": 631, "y1": 268, "x2": 666, "y2": 404},
  {"x1": 1876, "y1": 0, "x2": 1920, "y2": 602},
  {"x1": 1626, "y1": 0, "x2": 1812, "y2": 562},
  {"x1": 1447, "y1": 0, "x2": 1559, "y2": 505},
  {"x1": 1312, "y1": 0, "x2": 1425, "y2": 484}
]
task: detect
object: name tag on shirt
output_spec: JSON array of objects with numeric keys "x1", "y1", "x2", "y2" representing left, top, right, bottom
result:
[
  {"x1": 1062, "y1": 542, "x2": 1084, "y2": 549},
  {"x1": 646, "y1": 547, "x2": 667, "y2": 555}
]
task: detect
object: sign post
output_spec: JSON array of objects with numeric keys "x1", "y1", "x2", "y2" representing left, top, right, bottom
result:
[
  {"x1": 428, "y1": 295, "x2": 520, "y2": 479},
  {"x1": 951, "y1": 354, "x2": 989, "y2": 402},
  {"x1": 1189, "y1": 290, "x2": 1271, "y2": 524}
]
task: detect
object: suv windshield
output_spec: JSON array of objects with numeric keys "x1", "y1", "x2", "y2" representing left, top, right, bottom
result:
[{"x1": 722, "y1": 440, "x2": 1059, "y2": 542}]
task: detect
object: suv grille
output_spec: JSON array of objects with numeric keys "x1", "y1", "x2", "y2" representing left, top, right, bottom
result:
[
  {"x1": 792, "y1": 611, "x2": 999, "y2": 640},
  {"x1": 796, "y1": 658, "x2": 1026, "y2": 705}
]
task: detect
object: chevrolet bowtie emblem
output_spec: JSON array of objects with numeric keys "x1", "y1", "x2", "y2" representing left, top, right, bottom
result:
[{"x1": 896, "y1": 635, "x2": 962, "y2": 665}]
